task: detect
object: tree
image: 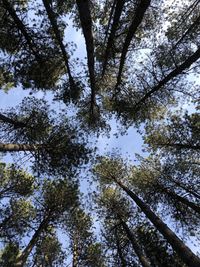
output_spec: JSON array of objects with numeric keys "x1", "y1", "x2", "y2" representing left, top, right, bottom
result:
[
  {"x1": 31, "y1": 231, "x2": 65, "y2": 267},
  {"x1": 65, "y1": 206, "x2": 105, "y2": 267},
  {"x1": 0, "y1": 97, "x2": 90, "y2": 175},
  {"x1": 1, "y1": 0, "x2": 200, "y2": 266},
  {"x1": 0, "y1": 163, "x2": 36, "y2": 241},
  {"x1": 96, "y1": 187, "x2": 152, "y2": 267},
  {"x1": 135, "y1": 222, "x2": 187, "y2": 267},
  {"x1": 145, "y1": 111, "x2": 200, "y2": 155},
  {"x1": 0, "y1": 163, "x2": 80, "y2": 266},
  {"x1": 94, "y1": 157, "x2": 200, "y2": 267}
]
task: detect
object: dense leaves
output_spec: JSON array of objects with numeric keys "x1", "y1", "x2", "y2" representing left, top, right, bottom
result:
[{"x1": 0, "y1": 0, "x2": 200, "y2": 266}]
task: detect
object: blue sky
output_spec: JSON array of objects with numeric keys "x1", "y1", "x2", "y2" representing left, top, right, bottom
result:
[{"x1": 0, "y1": 1, "x2": 199, "y2": 257}]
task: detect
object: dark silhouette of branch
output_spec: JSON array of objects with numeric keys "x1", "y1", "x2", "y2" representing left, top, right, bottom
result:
[
  {"x1": 42, "y1": 0, "x2": 75, "y2": 89},
  {"x1": 102, "y1": 0, "x2": 125, "y2": 76},
  {"x1": 115, "y1": 0, "x2": 151, "y2": 89},
  {"x1": 76, "y1": 0, "x2": 96, "y2": 113},
  {"x1": 135, "y1": 47, "x2": 200, "y2": 110}
]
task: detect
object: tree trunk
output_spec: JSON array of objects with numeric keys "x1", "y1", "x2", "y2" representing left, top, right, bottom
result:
[
  {"x1": 103, "y1": 0, "x2": 117, "y2": 46},
  {"x1": 42, "y1": 0, "x2": 75, "y2": 88},
  {"x1": 115, "y1": 228, "x2": 128, "y2": 267},
  {"x1": 102, "y1": 0, "x2": 125, "y2": 76},
  {"x1": 76, "y1": 0, "x2": 96, "y2": 113},
  {"x1": 163, "y1": 187, "x2": 200, "y2": 214},
  {"x1": 154, "y1": 142, "x2": 200, "y2": 151},
  {"x1": 135, "y1": 46, "x2": 200, "y2": 109},
  {"x1": 172, "y1": 14, "x2": 200, "y2": 49},
  {"x1": 171, "y1": 178, "x2": 200, "y2": 200},
  {"x1": 0, "y1": 143, "x2": 39, "y2": 152},
  {"x1": 121, "y1": 220, "x2": 151, "y2": 267},
  {"x1": 115, "y1": 0, "x2": 151, "y2": 88},
  {"x1": 15, "y1": 216, "x2": 50, "y2": 267},
  {"x1": 72, "y1": 234, "x2": 79, "y2": 267},
  {"x1": 2, "y1": 0, "x2": 40, "y2": 61},
  {"x1": 112, "y1": 177, "x2": 200, "y2": 267},
  {"x1": 0, "y1": 113, "x2": 27, "y2": 128}
]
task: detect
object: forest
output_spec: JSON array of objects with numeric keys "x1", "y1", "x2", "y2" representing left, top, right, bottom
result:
[{"x1": 0, "y1": 0, "x2": 200, "y2": 266}]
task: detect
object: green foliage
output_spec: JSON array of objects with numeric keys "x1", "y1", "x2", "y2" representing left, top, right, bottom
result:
[
  {"x1": 0, "y1": 0, "x2": 200, "y2": 266},
  {"x1": 135, "y1": 223, "x2": 187, "y2": 267},
  {"x1": 0, "y1": 242, "x2": 20, "y2": 267},
  {"x1": 0, "y1": 163, "x2": 36, "y2": 197},
  {"x1": 33, "y1": 233, "x2": 65, "y2": 267}
]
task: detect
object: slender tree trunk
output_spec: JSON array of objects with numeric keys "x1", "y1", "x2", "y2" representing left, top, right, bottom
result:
[
  {"x1": 163, "y1": 187, "x2": 200, "y2": 214},
  {"x1": 171, "y1": 178, "x2": 200, "y2": 200},
  {"x1": 115, "y1": 228, "x2": 128, "y2": 267},
  {"x1": 0, "y1": 143, "x2": 39, "y2": 152},
  {"x1": 112, "y1": 177, "x2": 200, "y2": 267},
  {"x1": 103, "y1": 0, "x2": 117, "y2": 45},
  {"x1": 102, "y1": 0, "x2": 125, "y2": 76},
  {"x1": 135, "y1": 46, "x2": 200, "y2": 109},
  {"x1": 42, "y1": 0, "x2": 75, "y2": 88},
  {"x1": 2, "y1": 0, "x2": 40, "y2": 61},
  {"x1": 115, "y1": 0, "x2": 151, "y2": 88},
  {"x1": 0, "y1": 113, "x2": 27, "y2": 128},
  {"x1": 15, "y1": 216, "x2": 50, "y2": 267},
  {"x1": 154, "y1": 142, "x2": 200, "y2": 151},
  {"x1": 120, "y1": 220, "x2": 151, "y2": 267},
  {"x1": 76, "y1": 0, "x2": 96, "y2": 113},
  {"x1": 72, "y1": 234, "x2": 79, "y2": 267},
  {"x1": 172, "y1": 14, "x2": 200, "y2": 49}
]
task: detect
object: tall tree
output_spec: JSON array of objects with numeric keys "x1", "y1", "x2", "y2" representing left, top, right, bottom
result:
[
  {"x1": 94, "y1": 157, "x2": 200, "y2": 267},
  {"x1": 0, "y1": 97, "x2": 90, "y2": 175},
  {"x1": 65, "y1": 207, "x2": 105, "y2": 267},
  {"x1": 0, "y1": 166, "x2": 80, "y2": 266}
]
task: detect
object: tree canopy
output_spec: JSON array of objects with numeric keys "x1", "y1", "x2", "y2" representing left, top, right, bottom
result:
[{"x1": 0, "y1": 0, "x2": 200, "y2": 266}]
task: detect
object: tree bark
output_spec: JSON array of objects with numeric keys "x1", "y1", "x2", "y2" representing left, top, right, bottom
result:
[
  {"x1": 0, "y1": 143, "x2": 39, "y2": 152},
  {"x1": 154, "y1": 142, "x2": 200, "y2": 151},
  {"x1": 102, "y1": 0, "x2": 125, "y2": 76},
  {"x1": 112, "y1": 177, "x2": 200, "y2": 267},
  {"x1": 115, "y1": 0, "x2": 151, "y2": 88},
  {"x1": 135, "y1": 46, "x2": 200, "y2": 109},
  {"x1": 2, "y1": 0, "x2": 41, "y2": 61},
  {"x1": 121, "y1": 220, "x2": 151, "y2": 267},
  {"x1": 162, "y1": 187, "x2": 200, "y2": 214},
  {"x1": 15, "y1": 216, "x2": 50, "y2": 267},
  {"x1": 171, "y1": 178, "x2": 200, "y2": 200},
  {"x1": 115, "y1": 228, "x2": 128, "y2": 267},
  {"x1": 0, "y1": 113, "x2": 27, "y2": 128},
  {"x1": 76, "y1": 0, "x2": 96, "y2": 113},
  {"x1": 42, "y1": 0, "x2": 75, "y2": 88}
]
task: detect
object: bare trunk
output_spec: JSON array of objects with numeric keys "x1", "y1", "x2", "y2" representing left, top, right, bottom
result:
[
  {"x1": 171, "y1": 178, "x2": 200, "y2": 200},
  {"x1": 42, "y1": 0, "x2": 75, "y2": 88},
  {"x1": 121, "y1": 220, "x2": 151, "y2": 267},
  {"x1": 0, "y1": 143, "x2": 39, "y2": 152},
  {"x1": 115, "y1": 0, "x2": 151, "y2": 88},
  {"x1": 115, "y1": 228, "x2": 128, "y2": 267},
  {"x1": 15, "y1": 216, "x2": 50, "y2": 267},
  {"x1": 76, "y1": 0, "x2": 96, "y2": 113},
  {"x1": 113, "y1": 177, "x2": 200, "y2": 267},
  {"x1": 163, "y1": 187, "x2": 200, "y2": 214},
  {"x1": 135, "y1": 47, "x2": 200, "y2": 109},
  {"x1": 0, "y1": 113, "x2": 26, "y2": 128},
  {"x1": 154, "y1": 142, "x2": 200, "y2": 151},
  {"x1": 103, "y1": 0, "x2": 117, "y2": 45},
  {"x1": 102, "y1": 0, "x2": 125, "y2": 76}
]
